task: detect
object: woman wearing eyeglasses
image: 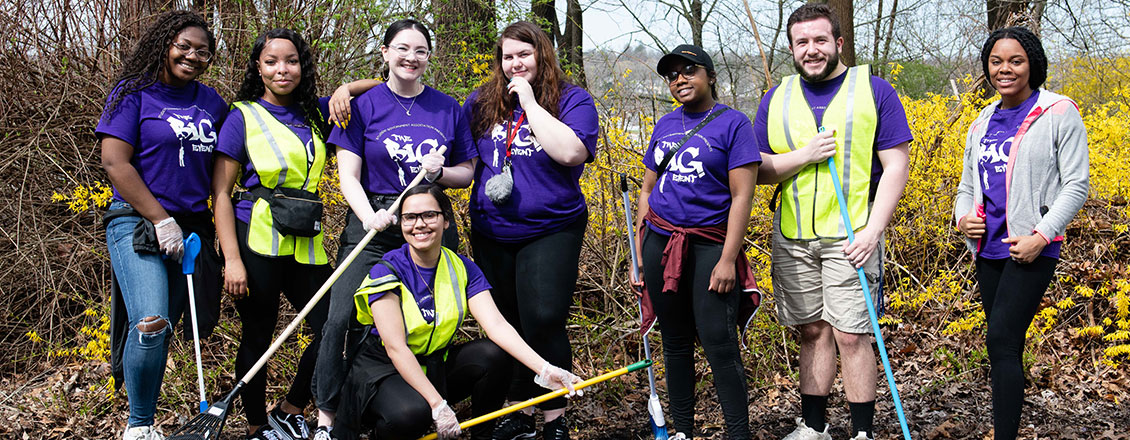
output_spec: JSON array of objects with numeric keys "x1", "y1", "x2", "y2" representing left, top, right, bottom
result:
[
  {"x1": 314, "y1": 18, "x2": 476, "y2": 438},
  {"x1": 630, "y1": 44, "x2": 760, "y2": 439},
  {"x1": 461, "y1": 21, "x2": 599, "y2": 440},
  {"x1": 97, "y1": 10, "x2": 227, "y2": 440},
  {"x1": 333, "y1": 185, "x2": 582, "y2": 440}
]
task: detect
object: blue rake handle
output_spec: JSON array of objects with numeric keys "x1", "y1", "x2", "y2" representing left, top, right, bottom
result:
[
  {"x1": 823, "y1": 128, "x2": 912, "y2": 440},
  {"x1": 182, "y1": 233, "x2": 208, "y2": 413}
]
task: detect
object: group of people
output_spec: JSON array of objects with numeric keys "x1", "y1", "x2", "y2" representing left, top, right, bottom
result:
[{"x1": 97, "y1": 4, "x2": 1088, "y2": 440}]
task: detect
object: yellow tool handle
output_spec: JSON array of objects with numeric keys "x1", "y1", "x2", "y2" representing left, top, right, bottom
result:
[{"x1": 417, "y1": 360, "x2": 652, "y2": 440}]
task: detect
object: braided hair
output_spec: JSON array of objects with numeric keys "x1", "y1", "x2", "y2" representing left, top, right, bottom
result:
[
  {"x1": 980, "y1": 26, "x2": 1047, "y2": 90},
  {"x1": 235, "y1": 28, "x2": 329, "y2": 140},
  {"x1": 104, "y1": 10, "x2": 215, "y2": 117}
]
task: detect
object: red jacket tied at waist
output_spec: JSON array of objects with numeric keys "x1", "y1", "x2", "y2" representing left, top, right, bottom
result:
[{"x1": 638, "y1": 210, "x2": 761, "y2": 336}]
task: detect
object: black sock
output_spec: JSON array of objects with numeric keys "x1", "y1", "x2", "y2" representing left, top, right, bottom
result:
[
  {"x1": 800, "y1": 394, "x2": 828, "y2": 432},
  {"x1": 849, "y1": 400, "x2": 875, "y2": 438}
]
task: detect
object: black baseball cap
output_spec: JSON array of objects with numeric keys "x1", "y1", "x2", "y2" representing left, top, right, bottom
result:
[{"x1": 656, "y1": 44, "x2": 715, "y2": 76}]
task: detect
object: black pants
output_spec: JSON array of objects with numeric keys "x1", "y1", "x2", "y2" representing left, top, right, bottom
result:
[
  {"x1": 234, "y1": 221, "x2": 332, "y2": 426},
  {"x1": 315, "y1": 203, "x2": 459, "y2": 412},
  {"x1": 642, "y1": 229, "x2": 750, "y2": 440},
  {"x1": 470, "y1": 213, "x2": 586, "y2": 411},
  {"x1": 343, "y1": 339, "x2": 509, "y2": 440},
  {"x1": 975, "y1": 256, "x2": 1056, "y2": 440}
]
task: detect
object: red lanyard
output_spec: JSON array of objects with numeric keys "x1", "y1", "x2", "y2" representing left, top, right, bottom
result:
[{"x1": 504, "y1": 113, "x2": 527, "y2": 158}]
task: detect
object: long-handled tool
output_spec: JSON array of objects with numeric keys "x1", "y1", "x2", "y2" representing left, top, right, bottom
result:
[
  {"x1": 182, "y1": 233, "x2": 208, "y2": 413},
  {"x1": 416, "y1": 360, "x2": 654, "y2": 440},
  {"x1": 822, "y1": 127, "x2": 911, "y2": 440},
  {"x1": 169, "y1": 167, "x2": 433, "y2": 440},
  {"x1": 620, "y1": 173, "x2": 669, "y2": 440}
]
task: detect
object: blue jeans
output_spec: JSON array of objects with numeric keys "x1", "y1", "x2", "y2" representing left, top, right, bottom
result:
[{"x1": 106, "y1": 200, "x2": 187, "y2": 427}]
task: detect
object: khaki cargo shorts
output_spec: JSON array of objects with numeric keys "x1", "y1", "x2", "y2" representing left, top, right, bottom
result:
[{"x1": 771, "y1": 226, "x2": 883, "y2": 334}]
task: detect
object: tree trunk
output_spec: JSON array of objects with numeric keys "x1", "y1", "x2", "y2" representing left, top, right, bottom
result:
[
  {"x1": 532, "y1": 0, "x2": 562, "y2": 45},
  {"x1": 432, "y1": 0, "x2": 496, "y2": 94},
  {"x1": 987, "y1": 0, "x2": 1029, "y2": 30},
  {"x1": 689, "y1": 0, "x2": 704, "y2": 48},
  {"x1": 562, "y1": 0, "x2": 585, "y2": 87},
  {"x1": 821, "y1": 0, "x2": 854, "y2": 66},
  {"x1": 531, "y1": 0, "x2": 586, "y2": 88}
]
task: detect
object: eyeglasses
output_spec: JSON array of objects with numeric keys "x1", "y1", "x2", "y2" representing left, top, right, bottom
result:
[
  {"x1": 663, "y1": 64, "x2": 703, "y2": 84},
  {"x1": 390, "y1": 45, "x2": 431, "y2": 60},
  {"x1": 400, "y1": 210, "x2": 443, "y2": 225},
  {"x1": 171, "y1": 42, "x2": 213, "y2": 63}
]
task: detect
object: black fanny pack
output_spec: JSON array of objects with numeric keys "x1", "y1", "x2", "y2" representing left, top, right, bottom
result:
[{"x1": 242, "y1": 186, "x2": 324, "y2": 237}]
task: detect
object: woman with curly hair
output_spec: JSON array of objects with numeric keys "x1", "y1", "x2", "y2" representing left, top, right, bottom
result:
[
  {"x1": 954, "y1": 26, "x2": 1089, "y2": 439},
  {"x1": 462, "y1": 21, "x2": 598, "y2": 440},
  {"x1": 97, "y1": 10, "x2": 227, "y2": 440},
  {"x1": 212, "y1": 28, "x2": 348, "y2": 440}
]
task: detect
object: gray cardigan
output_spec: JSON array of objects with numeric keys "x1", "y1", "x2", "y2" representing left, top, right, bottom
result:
[{"x1": 953, "y1": 89, "x2": 1090, "y2": 255}]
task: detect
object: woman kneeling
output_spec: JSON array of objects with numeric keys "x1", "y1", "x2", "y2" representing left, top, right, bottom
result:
[{"x1": 334, "y1": 185, "x2": 582, "y2": 440}]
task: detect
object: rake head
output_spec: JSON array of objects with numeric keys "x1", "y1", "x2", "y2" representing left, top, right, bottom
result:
[{"x1": 168, "y1": 385, "x2": 241, "y2": 440}]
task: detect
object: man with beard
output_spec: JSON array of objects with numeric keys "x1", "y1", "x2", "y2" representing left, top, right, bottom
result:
[{"x1": 752, "y1": 4, "x2": 911, "y2": 440}]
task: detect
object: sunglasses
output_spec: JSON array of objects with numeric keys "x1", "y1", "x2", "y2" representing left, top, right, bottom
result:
[{"x1": 663, "y1": 64, "x2": 703, "y2": 83}]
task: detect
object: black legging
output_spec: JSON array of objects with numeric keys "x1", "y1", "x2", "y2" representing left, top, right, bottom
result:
[
  {"x1": 315, "y1": 202, "x2": 459, "y2": 412},
  {"x1": 642, "y1": 228, "x2": 750, "y2": 440},
  {"x1": 470, "y1": 213, "x2": 586, "y2": 411},
  {"x1": 352, "y1": 339, "x2": 509, "y2": 440},
  {"x1": 233, "y1": 221, "x2": 331, "y2": 427},
  {"x1": 975, "y1": 256, "x2": 1057, "y2": 440},
  {"x1": 314, "y1": 207, "x2": 404, "y2": 412}
]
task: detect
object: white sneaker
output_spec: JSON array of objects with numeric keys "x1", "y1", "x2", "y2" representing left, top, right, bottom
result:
[
  {"x1": 782, "y1": 417, "x2": 831, "y2": 440},
  {"x1": 669, "y1": 433, "x2": 688, "y2": 440},
  {"x1": 123, "y1": 426, "x2": 165, "y2": 440},
  {"x1": 846, "y1": 432, "x2": 872, "y2": 440},
  {"x1": 313, "y1": 426, "x2": 332, "y2": 440}
]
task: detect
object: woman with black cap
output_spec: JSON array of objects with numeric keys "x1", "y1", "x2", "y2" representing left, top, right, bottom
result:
[{"x1": 630, "y1": 44, "x2": 760, "y2": 439}]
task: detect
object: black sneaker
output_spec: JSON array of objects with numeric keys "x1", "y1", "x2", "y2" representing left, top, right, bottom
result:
[
  {"x1": 492, "y1": 412, "x2": 536, "y2": 440},
  {"x1": 247, "y1": 425, "x2": 285, "y2": 440},
  {"x1": 542, "y1": 415, "x2": 570, "y2": 440},
  {"x1": 267, "y1": 407, "x2": 311, "y2": 440}
]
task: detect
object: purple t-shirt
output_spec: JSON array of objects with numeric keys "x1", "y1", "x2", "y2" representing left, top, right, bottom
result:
[
  {"x1": 215, "y1": 97, "x2": 332, "y2": 223},
  {"x1": 328, "y1": 84, "x2": 475, "y2": 195},
  {"x1": 96, "y1": 80, "x2": 228, "y2": 215},
  {"x1": 977, "y1": 91, "x2": 1060, "y2": 259},
  {"x1": 366, "y1": 245, "x2": 491, "y2": 332},
  {"x1": 465, "y1": 84, "x2": 600, "y2": 242},
  {"x1": 643, "y1": 104, "x2": 761, "y2": 233},
  {"x1": 754, "y1": 70, "x2": 913, "y2": 183}
]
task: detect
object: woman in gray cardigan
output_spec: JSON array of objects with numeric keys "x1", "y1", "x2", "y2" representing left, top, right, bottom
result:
[{"x1": 953, "y1": 26, "x2": 1089, "y2": 440}]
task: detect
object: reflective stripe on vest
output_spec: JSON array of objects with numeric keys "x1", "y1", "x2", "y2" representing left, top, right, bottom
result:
[
  {"x1": 352, "y1": 248, "x2": 469, "y2": 357},
  {"x1": 233, "y1": 101, "x2": 328, "y2": 264},
  {"x1": 767, "y1": 65, "x2": 877, "y2": 240}
]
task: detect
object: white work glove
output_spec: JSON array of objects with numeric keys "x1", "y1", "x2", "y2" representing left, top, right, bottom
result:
[
  {"x1": 421, "y1": 148, "x2": 445, "y2": 182},
  {"x1": 533, "y1": 362, "x2": 583, "y2": 397},
  {"x1": 431, "y1": 400, "x2": 461, "y2": 439},
  {"x1": 155, "y1": 217, "x2": 184, "y2": 260},
  {"x1": 362, "y1": 209, "x2": 396, "y2": 232}
]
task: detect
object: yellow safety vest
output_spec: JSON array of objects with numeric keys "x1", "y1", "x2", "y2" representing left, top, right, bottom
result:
[
  {"x1": 768, "y1": 65, "x2": 878, "y2": 240},
  {"x1": 353, "y1": 247, "x2": 469, "y2": 357},
  {"x1": 233, "y1": 101, "x2": 328, "y2": 264}
]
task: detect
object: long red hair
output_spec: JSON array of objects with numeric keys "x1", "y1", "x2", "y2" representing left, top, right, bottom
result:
[{"x1": 471, "y1": 21, "x2": 571, "y2": 139}]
